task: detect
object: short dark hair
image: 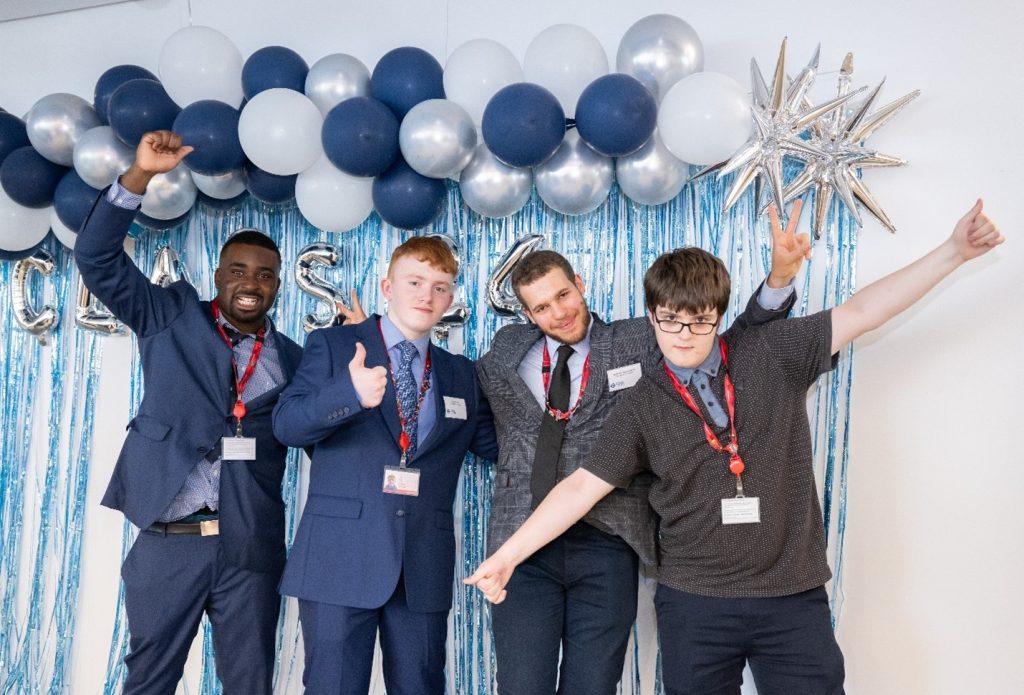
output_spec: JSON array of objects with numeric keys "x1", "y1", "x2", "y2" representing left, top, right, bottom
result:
[
  {"x1": 221, "y1": 229, "x2": 281, "y2": 264},
  {"x1": 644, "y1": 247, "x2": 730, "y2": 316},
  {"x1": 510, "y1": 250, "x2": 576, "y2": 303}
]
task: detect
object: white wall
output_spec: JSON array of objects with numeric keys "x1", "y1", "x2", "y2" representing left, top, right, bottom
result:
[{"x1": 2, "y1": 1, "x2": 1022, "y2": 693}]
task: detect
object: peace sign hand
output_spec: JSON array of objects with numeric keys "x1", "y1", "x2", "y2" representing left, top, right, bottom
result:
[{"x1": 767, "y1": 199, "x2": 811, "y2": 288}]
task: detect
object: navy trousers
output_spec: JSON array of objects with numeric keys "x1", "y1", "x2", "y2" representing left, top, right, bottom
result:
[
  {"x1": 490, "y1": 521, "x2": 639, "y2": 695},
  {"x1": 120, "y1": 530, "x2": 280, "y2": 695},
  {"x1": 299, "y1": 575, "x2": 449, "y2": 695},
  {"x1": 655, "y1": 584, "x2": 845, "y2": 695}
]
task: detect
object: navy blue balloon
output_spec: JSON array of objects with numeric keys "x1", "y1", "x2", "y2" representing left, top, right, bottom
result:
[
  {"x1": 575, "y1": 74, "x2": 657, "y2": 157},
  {"x1": 371, "y1": 47, "x2": 444, "y2": 120},
  {"x1": 197, "y1": 190, "x2": 250, "y2": 211},
  {"x1": 0, "y1": 146, "x2": 69, "y2": 208},
  {"x1": 94, "y1": 64, "x2": 158, "y2": 124},
  {"x1": 243, "y1": 160, "x2": 296, "y2": 204},
  {"x1": 482, "y1": 83, "x2": 566, "y2": 168},
  {"x1": 0, "y1": 113, "x2": 30, "y2": 168},
  {"x1": 372, "y1": 157, "x2": 446, "y2": 230},
  {"x1": 108, "y1": 79, "x2": 181, "y2": 147},
  {"x1": 0, "y1": 239, "x2": 47, "y2": 261},
  {"x1": 135, "y1": 209, "x2": 190, "y2": 231},
  {"x1": 322, "y1": 97, "x2": 399, "y2": 177},
  {"x1": 242, "y1": 46, "x2": 309, "y2": 99},
  {"x1": 54, "y1": 170, "x2": 101, "y2": 231},
  {"x1": 172, "y1": 100, "x2": 244, "y2": 175}
]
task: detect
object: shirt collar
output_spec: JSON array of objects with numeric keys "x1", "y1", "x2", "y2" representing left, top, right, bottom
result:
[
  {"x1": 542, "y1": 313, "x2": 594, "y2": 361},
  {"x1": 216, "y1": 310, "x2": 272, "y2": 342},
  {"x1": 664, "y1": 340, "x2": 721, "y2": 386},
  {"x1": 380, "y1": 313, "x2": 430, "y2": 360}
]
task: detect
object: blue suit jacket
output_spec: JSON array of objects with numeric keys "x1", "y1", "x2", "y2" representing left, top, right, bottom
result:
[
  {"x1": 75, "y1": 195, "x2": 303, "y2": 573},
  {"x1": 273, "y1": 316, "x2": 498, "y2": 612}
]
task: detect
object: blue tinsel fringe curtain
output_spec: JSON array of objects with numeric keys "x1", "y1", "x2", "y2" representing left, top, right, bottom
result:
[{"x1": 0, "y1": 177, "x2": 856, "y2": 694}]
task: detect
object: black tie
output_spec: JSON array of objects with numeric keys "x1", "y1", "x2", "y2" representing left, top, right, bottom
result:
[{"x1": 531, "y1": 344, "x2": 575, "y2": 506}]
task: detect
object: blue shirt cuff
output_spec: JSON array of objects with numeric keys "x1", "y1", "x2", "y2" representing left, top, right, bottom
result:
[
  {"x1": 756, "y1": 279, "x2": 795, "y2": 311},
  {"x1": 106, "y1": 180, "x2": 144, "y2": 210}
]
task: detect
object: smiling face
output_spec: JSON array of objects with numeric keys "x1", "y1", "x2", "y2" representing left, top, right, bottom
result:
[
  {"x1": 649, "y1": 306, "x2": 720, "y2": 369},
  {"x1": 518, "y1": 268, "x2": 591, "y2": 345},
  {"x1": 381, "y1": 254, "x2": 455, "y2": 340},
  {"x1": 213, "y1": 243, "x2": 281, "y2": 333}
]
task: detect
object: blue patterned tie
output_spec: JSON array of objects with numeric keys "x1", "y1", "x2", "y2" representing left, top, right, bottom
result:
[{"x1": 396, "y1": 340, "x2": 420, "y2": 456}]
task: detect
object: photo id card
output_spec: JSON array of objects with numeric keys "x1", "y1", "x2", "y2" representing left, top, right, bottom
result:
[
  {"x1": 221, "y1": 436, "x2": 256, "y2": 461},
  {"x1": 607, "y1": 363, "x2": 642, "y2": 392},
  {"x1": 722, "y1": 496, "x2": 760, "y2": 524},
  {"x1": 383, "y1": 466, "x2": 420, "y2": 496}
]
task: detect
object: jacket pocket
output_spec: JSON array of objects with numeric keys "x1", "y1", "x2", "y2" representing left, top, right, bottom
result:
[
  {"x1": 303, "y1": 494, "x2": 362, "y2": 519},
  {"x1": 127, "y1": 415, "x2": 171, "y2": 441}
]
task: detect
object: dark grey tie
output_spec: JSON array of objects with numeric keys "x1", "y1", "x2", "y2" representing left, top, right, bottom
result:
[{"x1": 531, "y1": 344, "x2": 575, "y2": 506}]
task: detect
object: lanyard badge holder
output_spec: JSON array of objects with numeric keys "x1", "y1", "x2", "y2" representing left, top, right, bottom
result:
[
  {"x1": 213, "y1": 302, "x2": 263, "y2": 461},
  {"x1": 380, "y1": 320, "x2": 431, "y2": 497},
  {"x1": 540, "y1": 341, "x2": 591, "y2": 421},
  {"x1": 663, "y1": 338, "x2": 760, "y2": 525}
]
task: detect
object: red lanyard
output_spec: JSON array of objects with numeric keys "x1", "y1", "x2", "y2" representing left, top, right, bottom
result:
[
  {"x1": 541, "y1": 341, "x2": 590, "y2": 422},
  {"x1": 211, "y1": 302, "x2": 266, "y2": 431},
  {"x1": 663, "y1": 337, "x2": 747, "y2": 495},
  {"x1": 377, "y1": 319, "x2": 432, "y2": 459}
]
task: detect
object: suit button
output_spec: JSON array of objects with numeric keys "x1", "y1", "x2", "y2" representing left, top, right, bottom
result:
[{"x1": 395, "y1": 510, "x2": 405, "y2": 517}]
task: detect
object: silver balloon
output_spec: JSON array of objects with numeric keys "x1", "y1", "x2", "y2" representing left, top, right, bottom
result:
[
  {"x1": 141, "y1": 163, "x2": 198, "y2": 220},
  {"x1": 191, "y1": 169, "x2": 246, "y2": 199},
  {"x1": 616, "y1": 14, "x2": 704, "y2": 104},
  {"x1": 487, "y1": 233, "x2": 545, "y2": 319},
  {"x1": 295, "y1": 242, "x2": 349, "y2": 333},
  {"x1": 26, "y1": 93, "x2": 102, "y2": 166},
  {"x1": 459, "y1": 143, "x2": 532, "y2": 218},
  {"x1": 616, "y1": 129, "x2": 689, "y2": 205},
  {"x1": 73, "y1": 125, "x2": 134, "y2": 189},
  {"x1": 150, "y1": 245, "x2": 191, "y2": 288},
  {"x1": 399, "y1": 99, "x2": 477, "y2": 179},
  {"x1": 534, "y1": 129, "x2": 613, "y2": 216},
  {"x1": 428, "y1": 233, "x2": 469, "y2": 340},
  {"x1": 76, "y1": 277, "x2": 125, "y2": 335},
  {"x1": 305, "y1": 53, "x2": 371, "y2": 116},
  {"x1": 11, "y1": 249, "x2": 59, "y2": 343}
]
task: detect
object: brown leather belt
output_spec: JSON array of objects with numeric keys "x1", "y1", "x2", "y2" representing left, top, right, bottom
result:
[{"x1": 145, "y1": 519, "x2": 220, "y2": 536}]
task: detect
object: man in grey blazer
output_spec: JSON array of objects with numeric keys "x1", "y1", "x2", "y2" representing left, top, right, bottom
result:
[{"x1": 476, "y1": 223, "x2": 807, "y2": 694}]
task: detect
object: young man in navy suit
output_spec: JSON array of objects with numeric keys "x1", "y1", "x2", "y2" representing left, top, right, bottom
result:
[
  {"x1": 273, "y1": 237, "x2": 498, "y2": 694},
  {"x1": 75, "y1": 131, "x2": 304, "y2": 695}
]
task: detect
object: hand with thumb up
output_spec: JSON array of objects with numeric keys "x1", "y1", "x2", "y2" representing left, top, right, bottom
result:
[{"x1": 348, "y1": 342, "x2": 388, "y2": 409}]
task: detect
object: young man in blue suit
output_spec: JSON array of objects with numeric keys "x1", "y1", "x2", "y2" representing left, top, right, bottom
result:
[
  {"x1": 273, "y1": 236, "x2": 498, "y2": 695},
  {"x1": 75, "y1": 131, "x2": 304, "y2": 695}
]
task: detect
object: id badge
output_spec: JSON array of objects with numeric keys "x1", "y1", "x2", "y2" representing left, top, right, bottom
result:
[
  {"x1": 383, "y1": 466, "x2": 420, "y2": 496},
  {"x1": 721, "y1": 496, "x2": 760, "y2": 524},
  {"x1": 221, "y1": 436, "x2": 256, "y2": 461}
]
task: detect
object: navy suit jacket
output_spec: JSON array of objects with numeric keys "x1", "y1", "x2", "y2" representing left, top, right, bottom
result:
[
  {"x1": 75, "y1": 195, "x2": 303, "y2": 574},
  {"x1": 273, "y1": 316, "x2": 498, "y2": 613}
]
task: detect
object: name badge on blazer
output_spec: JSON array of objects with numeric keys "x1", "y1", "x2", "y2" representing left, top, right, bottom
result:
[
  {"x1": 443, "y1": 396, "x2": 467, "y2": 419},
  {"x1": 607, "y1": 363, "x2": 642, "y2": 392}
]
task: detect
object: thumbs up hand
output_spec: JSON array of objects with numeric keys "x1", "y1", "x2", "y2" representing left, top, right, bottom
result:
[{"x1": 348, "y1": 342, "x2": 388, "y2": 409}]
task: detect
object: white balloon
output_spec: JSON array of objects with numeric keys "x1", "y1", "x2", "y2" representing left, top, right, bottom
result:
[
  {"x1": 50, "y1": 208, "x2": 78, "y2": 249},
  {"x1": 524, "y1": 24, "x2": 609, "y2": 117},
  {"x1": 239, "y1": 89, "x2": 324, "y2": 176},
  {"x1": 73, "y1": 125, "x2": 134, "y2": 189},
  {"x1": 141, "y1": 163, "x2": 197, "y2": 220},
  {"x1": 305, "y1": 53, "x2": 371, "y2": 116},
  {"x1": 0, "y1": 188, "x2": 50, "y2": 252},
  {"x1": 444, "y1": 39, "x2": 523, "y2": 125},
  {"x1": 658, "y1": 72, "x2": 751, "y2": 165},
  {"x1": 191, "y1": 169, "x2": 246, "y2": 199},
  {"x1": 296, "y1": 155, "x2": 374, "y2": 232},
  {"x1": 159, "y1": 25, "x2": 244, "y2": 107}
]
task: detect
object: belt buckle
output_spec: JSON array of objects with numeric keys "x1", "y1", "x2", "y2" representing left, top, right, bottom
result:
[{"x1": 200, "y1": 519, "x2": 220, "y2": 536}]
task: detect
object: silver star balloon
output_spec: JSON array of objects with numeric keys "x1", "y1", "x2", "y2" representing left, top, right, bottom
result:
[{"x1": 783, "y1": 52, "x2": 920, "y2": 236}]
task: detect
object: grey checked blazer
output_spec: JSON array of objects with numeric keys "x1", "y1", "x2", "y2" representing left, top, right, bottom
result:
[{"x1": 476, "y1": 288, "x2": 794, "y2": 571}]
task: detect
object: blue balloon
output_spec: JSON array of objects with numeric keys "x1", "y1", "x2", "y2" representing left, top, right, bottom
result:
[
  {"x1": 243, "y1": 160, "x2": 296, "y2": 204},
  {"x1": 0, "y1": 146, "x2": 69, "y2": 208},
  {"x1": 482, "y1": 83, "x2": 565, "y2": 168},
  {"x1": 94, "y1": 64, "x2": 158, "y2": 124},
  {"x1": 0, "y1": 238, "x2": 47, "y2": 262},
  {"x1": 135, "y1": 209, "x2": 190, "y2": 231},
  {"x1": 575, "y1": 74, "x2": 657, "y2": 157},
  {"x1": 371, "y1": 47, "x2": 444, "y2": 120},
  {"x1": 0, "y1": 113, "x2": 30, "y2": 168},
  {"x1": 242, "y1": 46, "x2": 309, "y2": 99},
  {"x1": 197, "y1": 189, "x2": 250, "y2": 211},
  {"x1": 108, "y1": 79, "x2": 181, "y2": 147},
  {"x1": 372, "y1": 157, "x2": 446, "y2": 230},
  {"x1": 172, "y1": 100, "x2": 244, "y2": 175},
  {"x1": 322, "y1": 97, "x2": 399, "y2": 177},
  {"x1": 54, "y1": 170, "x2": 101, "y2": 230}
]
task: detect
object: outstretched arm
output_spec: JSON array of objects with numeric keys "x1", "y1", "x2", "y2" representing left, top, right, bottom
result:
[{"x1": 831, "y1": 199, "x2": 1004, "y2": 354}]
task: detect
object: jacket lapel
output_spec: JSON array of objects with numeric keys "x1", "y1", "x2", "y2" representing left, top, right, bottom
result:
[
  {"x1": 358, "y1": 315, "x2": 402, "y2": 446},
  {"x1": 501, "y1": 324, "x2": 547, "y2": 421},
  {"x1": 203, "y1": 300, "x2": 237, "y2": 409},
  {"x1": 411, "y1": 343, "x2": 453, "y2": 460}
]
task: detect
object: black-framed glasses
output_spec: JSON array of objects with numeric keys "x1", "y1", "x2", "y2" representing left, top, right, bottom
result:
[{"x1": 653, "y1": 317, "x2": 719, "y2": 335}]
